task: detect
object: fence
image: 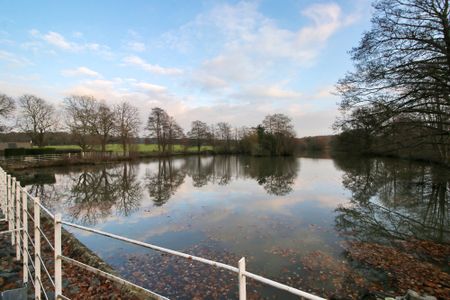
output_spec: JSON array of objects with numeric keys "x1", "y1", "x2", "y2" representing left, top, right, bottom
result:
[
  {"x1": 0, "y1": 152, "x2": 129, "y2": 167},
  {"x1": 0, "y1": 166, "x2": 326, "y2": 300}
]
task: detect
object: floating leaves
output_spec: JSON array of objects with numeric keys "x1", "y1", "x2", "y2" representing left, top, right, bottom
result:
[{"x1": 345, "y1": 240, "x2": 450, "y2": 299}]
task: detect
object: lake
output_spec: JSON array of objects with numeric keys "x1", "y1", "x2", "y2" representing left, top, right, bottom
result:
[{"x1": 16, "y1": 155, "x2": 450, "y2": 299}]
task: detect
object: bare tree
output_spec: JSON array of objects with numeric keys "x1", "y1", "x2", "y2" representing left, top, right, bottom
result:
[
  {"x1": 188, "y1": 120, "x2": 209, "y2": 152},
  {"x1": 259, "y1": 114, "x2": 296, "y2": 155},
  {"x1": 146, "y1": 107, "x2": 169, "y2": 152},
  {"x1": 18, "y1": 94, "x2": 57, "y2": 147},
  {"x1": 166, "y1": 116, "x2": 184, "y2": 153},
  {"x1": 262, "y1": 114, "x2": 295, "y2": 137},
  {"x1": 336, "y1": 0, "x2": 450, "y2": 163},
  {"x1": 114, "y1": 101, "x2": 141, "y2": 155},
  {"x1": 216, "y1": 122, "x2": 232, "y2": 152},
  {"x1": 64, "y1": 95, "x2": 98, "y2": 151},
  {"x1": 0, "y1": 93, "x2": 15, "y2": 132},
  {"x1": 90, "y1": 102, "x2": 115, "y2": 152},
  {"x1": 209, "y1": 124, "x2": 216, "y2": 151}
]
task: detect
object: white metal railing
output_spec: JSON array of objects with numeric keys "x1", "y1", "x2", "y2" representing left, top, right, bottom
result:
[
  {"x1": 0, "y1": 153, "x2": 71, "y2": 163},
  {"x1": 0, "y1": 151, "x2": 129, "y2": 166},
  {"x1": 0, "y1": 166, "x2": 327, "y2": 300}
]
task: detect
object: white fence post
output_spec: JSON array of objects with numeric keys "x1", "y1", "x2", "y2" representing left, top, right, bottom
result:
[
  {"x1": 0, "y1": 171, "x2": 3, "y2": 215},
  {"x1": 11, "y1": 177, "x2": 15, "y2": 245},
  {"x1": 6, "y1": 174, "x2": 9, "y2": 227},
  {"x1": 239, "y1": 257, "x2": 247, "y2": 300},
  {"x1": 22, "y1": 188, "x2": 28, "y2": 284},
  {"x1": 55, "y1": 213, "x2": 62, "y2": 299},
  {"x1": 34, "y1": 197, "x2": 41, "y2": 300},
  {"x1": 15, "y1": 180, "x2": 21, "y2": 261},
  {"x1": 8, "y1": 175, "x2": 14, "y2": 245},
  {"x1": 0, "y1": 171, "x2": 5, "y2": 217}
]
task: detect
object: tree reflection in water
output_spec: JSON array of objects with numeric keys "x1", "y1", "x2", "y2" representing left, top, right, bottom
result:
[
  {"x1": 240, "y1": 156, "x2": 298, "y2": 196},
  {"x1": 333, "y1": 156, "x2": 449, "y2": 243},
  {"x1": 28, "y1": 163, "x2": 143, "y2": 225},
  {"x1": 26, "y1": 156, "x2": 299, "y2": 223},
  {"x1": 145, "y1": 159, "x2": 186, "y2": 206},
  {"x1": 144, "y1": 156, "x2": 299, "y2": 206}
]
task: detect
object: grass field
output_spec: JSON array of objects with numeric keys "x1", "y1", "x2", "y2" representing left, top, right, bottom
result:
[{"x1": 42, "y1": 144, "x2": 213, "y2": 153}]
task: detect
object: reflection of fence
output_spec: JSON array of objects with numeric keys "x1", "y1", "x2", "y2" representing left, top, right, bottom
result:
[{"x1": 0, "y1": 167, "x2": 326, "y2": 300}]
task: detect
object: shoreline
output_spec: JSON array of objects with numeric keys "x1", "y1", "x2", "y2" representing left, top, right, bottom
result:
[
  {"x1": 330, "y1": 150, "x2": 450, "y2": 168},
  {"x1": 1, "y1": 150, "x2": 217, "y2": 171},
  {"x1": 2, "y1": 150, "x2": 448, "y2": 173}
]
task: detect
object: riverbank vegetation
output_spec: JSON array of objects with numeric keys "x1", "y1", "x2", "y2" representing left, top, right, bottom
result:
[
  {"x1": 333, "y1": 0, "x2": 450, "y2": 165},
  {"x1": 0, "y1": 94, "x2": 297, "y2": 157}
]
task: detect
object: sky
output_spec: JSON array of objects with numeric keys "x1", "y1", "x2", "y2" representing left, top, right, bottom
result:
[{"x1": 0, "y1": 0, "x2": 372, "y2": 137}]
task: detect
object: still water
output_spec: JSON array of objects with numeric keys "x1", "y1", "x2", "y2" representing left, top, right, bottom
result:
[{"x1": 17, "y1": 155, "x2": 449, "y2": 299}]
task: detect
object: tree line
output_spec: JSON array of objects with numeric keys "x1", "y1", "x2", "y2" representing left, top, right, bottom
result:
[
  {"x1": 0, "y1": 93, "x2": 297, "y2": 156},
  {"x1": 334, "y1": 0, "x2": 449, "y2": 164}
]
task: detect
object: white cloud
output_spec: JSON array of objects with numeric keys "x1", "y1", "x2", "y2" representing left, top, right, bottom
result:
[
  {"x1": 234, "y1": 85, "x2": 302, "y2": 101},
  {"x1": 0, "y1": 50, "x2": 32, "y2": 67},
  {"x1": 2, "y1": 2, "x2": 365, "y2": 137},
  {"x1": 122, "y1": 55, "x2": 183, "y2": 75},
  {"x1": 133, "y1": 82, "x2": 167, "y2": 92},
  {"x1": 177, "y1": 1, "x2": 357, "y2": 102},
  {"x1": 0, "y1": 31, "x2": 13, "y2": 45},
  {"x1": 50, "y1": 72, "x2": 338, "y2": 136},
  {"x1": 28, "y1": 29, "x2": 113, "y2": 58},
  {"x1": 127, "y1": 41, "x2": 146, "y2": 52},
  {"x1": 65, "y1": 79, "x2": 127, "y2": 101},
  {"x1": 43, "y1": 31, "x2": 73, "y2": 50},
  {"x1": 190, "y1": 73, "x2": 229, "y2": 91},
  {"x1": 61, "y1": 66, "x2": 101, "y2": 78},
  {"x1": 313, "y1": 85, "x2": 336, "y2": 99}
]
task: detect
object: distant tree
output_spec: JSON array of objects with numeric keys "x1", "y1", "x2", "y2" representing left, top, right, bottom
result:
[
  {"x1": 209, "y1": 124, "x2": 216, "y2": 151},
  {"x1": 261, "y1": 114, "x2": 296, "y2": 155},
  {"x1": 64, "y1": 95, "x2": 98, "y2": 151},
  {"x1": 90, "y1": 103, "x2": 115, "y2": 152},
  {"x1": 165, "y1": 116, "x2": 184, "y2": 153},
  {"x1": 216, "y1": 122, "x2": 233, "y2": 152},
  {"x1": 188, "y1": 120, "x2": 209, "y2": 152},
  {"x1": 333, "y1": 106, "x2": 383, "y2": 153},
  {"x1": 0, "y1": 93, "x2": 15, "y2": 132},
  {"x1": 114, "y1": 101, "x2": 141, "y2": 155},
  {"x1": 146, "y1": 107, "x2": 169, "y2": 152},
  {"x1": 18, "y1": 94, "x2": 58, "y2": 147},
  {"x1": 262, "y1": 113, "x2": 295, "y2": 137},
  {"x1": 336, "y1": 0, "x2": 450, "y2": 163}
]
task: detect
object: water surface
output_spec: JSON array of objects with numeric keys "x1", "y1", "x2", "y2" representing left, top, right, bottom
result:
[{"x1": 17, "y1": 155, "x2": 449, "y2": 299}]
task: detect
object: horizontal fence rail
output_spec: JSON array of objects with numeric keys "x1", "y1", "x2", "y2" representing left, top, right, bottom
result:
[
  {"x1": 0, "y1": 151, "x2": 129, "y2": 167},
  {"x1": 0, "y1": 166, "x2": 327, "y2": 300}
]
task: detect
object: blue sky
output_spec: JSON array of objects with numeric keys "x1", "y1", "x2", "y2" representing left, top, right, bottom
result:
[{"x1": 0, "y1": 0, "x2": 372, "y2": 136}]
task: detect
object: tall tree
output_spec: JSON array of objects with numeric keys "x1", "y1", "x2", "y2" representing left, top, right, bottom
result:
[
  {"x1": 262, "y1": 113, "x2": 295, "y2": 137},
  {"x1": 0, "y1": 93, "x2": 15, "y2": 132},
  {"x1": 146, "y1": 107, "x2": 169, "y2": 152},
  {"x1": 114, "y1": 101, "x2": 141, "y2": 155},
  {"x1": 188, "y1": 120, "x2": 209, "y2": 152},
  {"x1": 18, "y1": 94, "x2": 57, "y2": 147},
  {"x1": 209, "y1": 124, "x2": 217, "y2": 151},
  {"x1": 90, "y1": 102, "x2": 115, "y2": 152},
  {"x1": 336, "y1": 0, "x2": 450, "y2": 163},
  {"x1": 216, "y1": 122, "x2": 233, "y2": 152},
  {"x1": 64, "y1": 95, "x2": 98, "y2": 151},
  {"x1": 166, "y1": 116, "x2": 184, "y2": 153},
  {"x1": 261, "y1": 113, "x2": 296, "y2": 155}
]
